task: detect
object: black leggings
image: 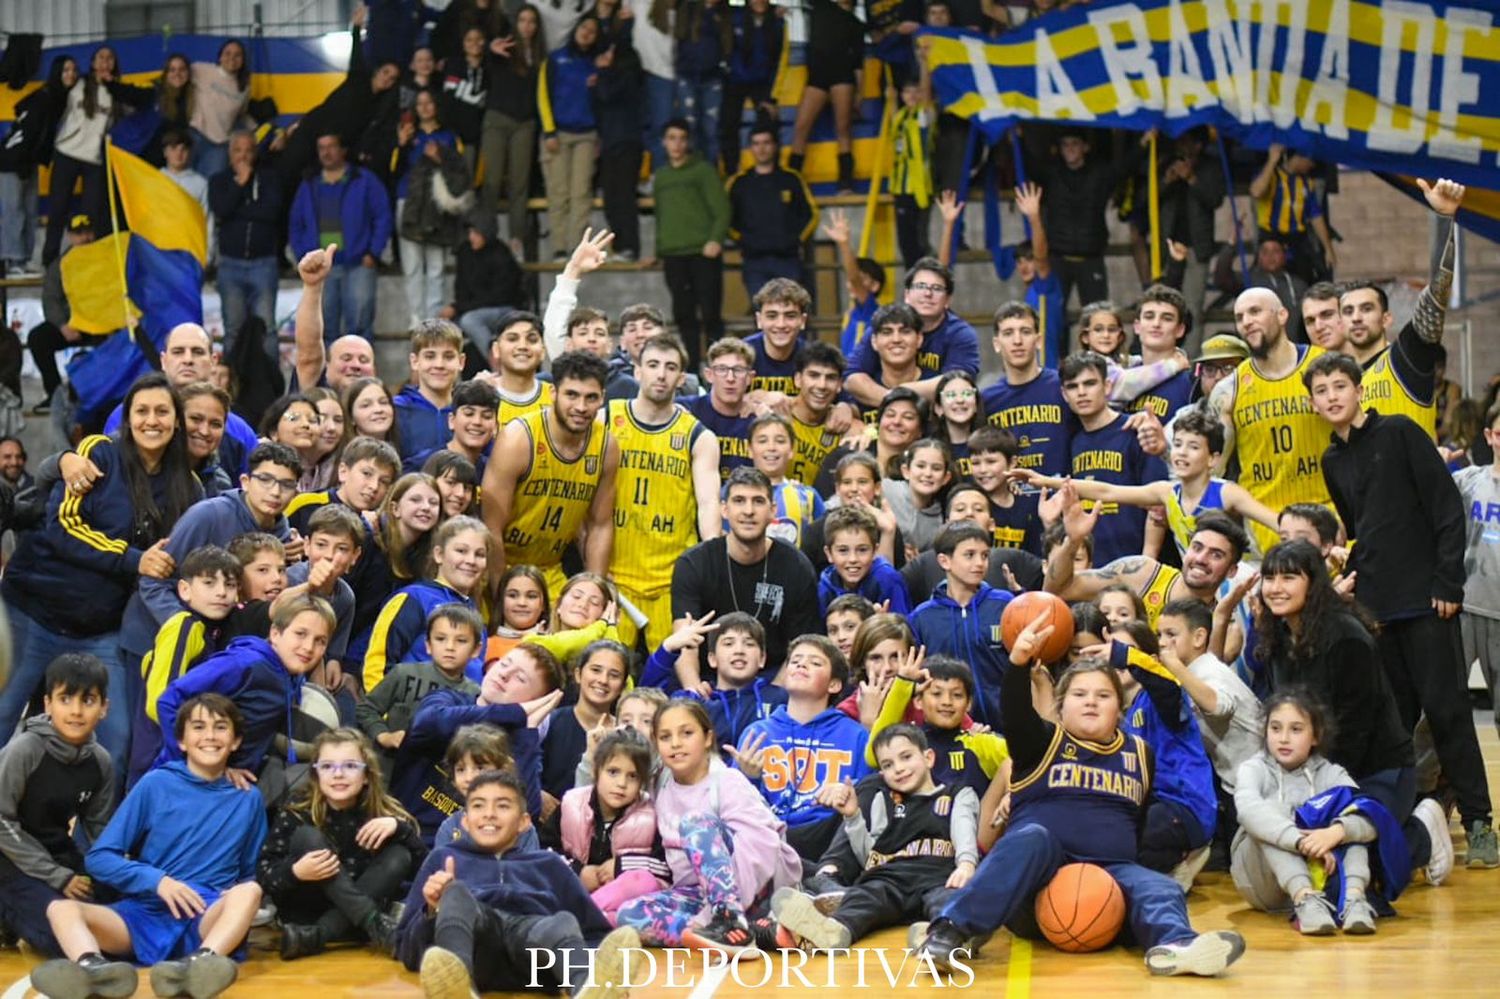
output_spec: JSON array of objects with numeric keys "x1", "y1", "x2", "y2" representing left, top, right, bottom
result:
[
  {"x1": 43, "y1": 153, "x2": 107, "y2": 266},
  {"x1": 270, "y1": 825, "x2": 412, "y2": 939}
]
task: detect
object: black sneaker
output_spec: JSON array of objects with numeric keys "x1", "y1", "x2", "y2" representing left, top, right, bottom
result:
[
  {"x1": 280, "y1": 922, "x2": 326, "y2": 961},
  {"x1": 748, "y1": 914, "x2": 781, "y2": 952},
  {"x1": 916, "y1": 920, "x2": 972, "y2": 973},
  {"x1": 680, "y1": 908, "x2": 756, "y2": 955},
  {"x1": 364, "y1": 910, "x2": 400, "y2": 956}
]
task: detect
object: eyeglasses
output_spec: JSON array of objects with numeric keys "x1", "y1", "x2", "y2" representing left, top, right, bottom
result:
[
  {"x1": 281, "y1": 410, "x2": 322, "y2": 425},
  {"x1": 909, "y1": 281, "x2": 947, "y2": 295},
  {"x1": 313, "y1": 761, "x2": 368, "y2": 775},
  {"x1": 708, "y1": 365, "x2": 752, "y2": 379},
  {"x1": 248, "y1": 471, "x2": 299, "y2": 494},
  {"x1": 941, "y1": 389, "x2": 976, "y2": 400}
]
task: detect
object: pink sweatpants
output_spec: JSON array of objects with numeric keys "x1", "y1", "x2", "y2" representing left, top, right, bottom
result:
[{"x1": 592, "y1": 868, "x2": 670, "y2": 925}]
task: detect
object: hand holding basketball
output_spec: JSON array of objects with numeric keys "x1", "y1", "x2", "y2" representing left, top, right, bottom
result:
[{"x1": 1002, "y1": 592, "x2": 1075, "y2": 665}]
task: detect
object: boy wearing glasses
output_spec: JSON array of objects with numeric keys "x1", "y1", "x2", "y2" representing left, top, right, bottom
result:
[
  {"x1": 120, "y1": 444, "x2": 304, "y2": 701},
  {"x1": 31, "y1": 693, "x2": 267, "y2": 999},
  {"x1": 687, "y1": 336, "x2": 756, "y2": 481}
]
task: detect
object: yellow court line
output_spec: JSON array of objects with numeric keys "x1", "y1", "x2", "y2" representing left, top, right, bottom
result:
[{"x1": 1005, "y1": 938, "x2": 1032, "y2": 999}]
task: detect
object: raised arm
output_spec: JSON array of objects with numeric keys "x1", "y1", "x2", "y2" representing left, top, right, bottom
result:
[
  {"x1": 822, "y1": 209, "x2": 863, "y2": 301},
  {"x1": 1014, "y1": 182, "x2": 1049, "y2": 280},
  {"x1": 292, "y1": 246, "x2": 333, "y2": 392},
  {"x1": 1043, "y1": 482, "x2": 1164, "y2": 604},
  {"x1": 1410, "y1": 178, "x2": 1465, "y2": 346},
  {"x1": 543, "y1": 228, "x2": 614, "y2": 359}
]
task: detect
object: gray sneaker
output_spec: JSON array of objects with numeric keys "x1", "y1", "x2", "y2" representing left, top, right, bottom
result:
[
  {"x1": 1293, "y1": 894, "x2": 1337, "y2": 936},
  {"x1": 771, "y1": 887, "x2": 853, "y2": 951},
  {"x1": 1467, "y1": 820, "x2": 1500, "y2": 868},
  {"x1": 1340, "y1": 896, "x2": 1377, "y2": 935},
  {"x1": 1144, "y1": 931, "x2": 1246, "y2": 976}
]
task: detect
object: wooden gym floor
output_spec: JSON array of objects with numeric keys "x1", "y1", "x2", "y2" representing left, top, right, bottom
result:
[{"x1": 5, "y1": 725, "x2": 1499, "y2": 998}]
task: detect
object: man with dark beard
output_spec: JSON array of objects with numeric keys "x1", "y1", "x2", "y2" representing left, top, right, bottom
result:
[{"x1": 1213, "y1": 286, "x2": 1332, "y2": 555}]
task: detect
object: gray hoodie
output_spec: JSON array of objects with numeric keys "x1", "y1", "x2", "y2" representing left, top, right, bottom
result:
[
  {"x1": 0, "y1": 715, "x2": 115, "y2": 888},
  {"x1": 1233, "y1": 750, "x2": 1375, "y2": 852}
]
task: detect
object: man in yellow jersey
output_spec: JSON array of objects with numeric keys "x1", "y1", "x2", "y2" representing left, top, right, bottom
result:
[
  {"x1": 1334, "y1": 176, "x2": 1466, "y2": 442},
  {"x1": 481, "y1": 311, "x2": 553, "y2": 426},
  {"x1": 482, "y1": 351, "x2": 619, "y2": 597},
  {"x1": 1215, "y1": 287, "x2": 1330, "y2": 555},
  {"x1": 608, "y1": 333, "x2": 722, "y2": 649},
  {"x1": 1044, "y1": 483, "x2": 1248, "y2": 653},
  {"x1": 787, "y1": 342, "x2": 848, "y2": 487}
]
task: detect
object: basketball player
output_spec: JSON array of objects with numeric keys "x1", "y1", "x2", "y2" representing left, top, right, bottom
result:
[
  {"x1": 787, "y1": 342, "x2": 848, "y2": 487},
  {"x1": 482, "y1": 351, "x2": 620, "y2": 596},
  {"x1": 1337, "y1": 178, "x2": 1466, "y2": 440},
  {"x1": 1214, "y1": 286, "x2": 1330, "y2": 555},
  {"x1": 1044, "y1": 482, "x2": 1246, "y2": 646},
  {"x1": 608, "y1": 334, "x2": 722, "y2": 649}
]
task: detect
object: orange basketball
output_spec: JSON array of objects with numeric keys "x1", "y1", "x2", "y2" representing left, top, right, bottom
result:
[
  {"x1": 1001, "y1": 591, "x2": 1075, "y2": 664},
  {"x1": 1035, "y1": 863, "x2": 1126, "y2": 953}
]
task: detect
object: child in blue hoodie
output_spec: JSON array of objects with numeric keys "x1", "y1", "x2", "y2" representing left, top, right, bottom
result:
[
  {"x1": 395, "y1": 769, "x2": 637, "y2": 998},
  {"x1": 31, "y1": 693, "x2": 267, "y2": 999},
  {"x1": 818, "y1": 506, "x2": 910, "y2": 615},
  {"x1": 152, "y1": 596, "x2": 336, "y2": 783},
  {"x1": 392, "y1": 320, "x2": 464, "y2": 463},
  {"x1": 908, "y1": 522, "x2": 1015, "y2": 729},
  {"x1": 732, "y1": 634, "x2": 871, "y2": 864},
  {"x1": 638, "y1": 611, "x2": 789, "y2": 748}
]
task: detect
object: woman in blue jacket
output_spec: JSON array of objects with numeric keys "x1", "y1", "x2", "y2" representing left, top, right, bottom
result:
[
  {"x1": 538, "y1": 17, "x2": 601, "y2": 258},
  {"x1": 0, "y1": 373, "x2": 201, "y2": 763}
]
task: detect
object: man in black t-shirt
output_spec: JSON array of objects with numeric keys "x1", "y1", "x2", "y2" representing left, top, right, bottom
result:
[{"x1": 670, "y1": 467, "x2": 821, "y2": 687}]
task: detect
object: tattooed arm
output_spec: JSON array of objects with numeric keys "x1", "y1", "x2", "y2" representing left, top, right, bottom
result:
[
  {"x1": 1042, "y1": 482, "x2": 1162, "y2": 603},
  {"x1": 1411, "y1": 178, "x2": 1464, "y2": 345}
]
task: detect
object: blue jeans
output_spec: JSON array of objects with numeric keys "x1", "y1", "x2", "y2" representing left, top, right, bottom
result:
[
  {"x1": 321, "y1": 262, "x2": 379, "y2": 343},
  {"x1": 939, "y1": 822, "x2": 1196, "y2": 948},
  {"x1": 0, "y1": 605, "x2": 135, "y2": 773},
  {"x1": 0, "y1": 170, "x2": 38, "y2": 266},
  {"x1": 458, "y1": 306, "x2": 513, "y2": 356},
  {"x1": 217, "y1": 255, "x2": 281, "y2": 359},
  {"x1": 674, "y1": 76, "x2": 723, "y2": 168},
  {"x1": 643, "y1": 73, "x2": 676, "y2": 171},
  {"x1": 741, "y1": 255, "x2": 806, "y2": 300},
  {"x1": 192, "y1": 131, "x2": 229, "y2": 183}
]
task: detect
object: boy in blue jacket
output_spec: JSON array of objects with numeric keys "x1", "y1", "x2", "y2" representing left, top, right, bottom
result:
[
  {"x1": 392, "y1": 320, "x2": 464, "y2": 463},
  {"x1": 818, "y1": 506, "x2": 910, "y2": 615},
  {"x1": 732, "y1": 634, "x2": 870, "y2": 864},
  {"x1": 32, "y1": 693, "x2": 267, "y2": 999},
  {"x1": 909, "y1": 522, "x2": 1015, "y2": 729},
  {"x1": 638, "y1": 611, "x2": 788, "y2": 747},
  {"x1": 397, "y1": 770, "x2": 637, "y2": 998},
  {"x1": 151, "y1": 596, "x2": 335, "y2": 784},
  {"x1": 390, "y1": 643, "x2": 564, "y2": 842}
]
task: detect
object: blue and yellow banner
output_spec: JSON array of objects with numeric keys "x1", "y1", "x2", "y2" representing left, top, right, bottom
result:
[{"x1": 923, "y1": 0, "x2": 1500, "y2": 194}]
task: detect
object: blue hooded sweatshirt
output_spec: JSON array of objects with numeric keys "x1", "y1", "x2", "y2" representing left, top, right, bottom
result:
[
  {"x1": 392, "y1": 383, "x2": 455, "y2": 464},
  {"x1": 738, "y1": 705, "x2": 870, "y2": 828},
  {"x1": 86, "y1": 760, "x2": 266, "y2": 964},
  {"x1": 389, "y1": 689, "x2": 542, "y2": 843},
  {"x1": 396, "y1": 840, "x2": 612, "y2": 974},
  {"x1": 817, "y1": 555, "x2": 910, "y2": 615},
  {"x1": 908, "y1": 580, "x2": 1014, "y2": 729},
  {"x1": 639, "y1": 645, "x2": 788, "y2": 747},
  {"x1": 360, "y1": 579, "x2": 483, "y2": 692},
  {"x1": 152, "y1": 636, "x2": 304, "y2": 775}
]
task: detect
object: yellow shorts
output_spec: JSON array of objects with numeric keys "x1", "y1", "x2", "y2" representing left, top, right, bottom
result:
[{"x1": 614, "y1": 587, "x2": 675, "y2": 653}]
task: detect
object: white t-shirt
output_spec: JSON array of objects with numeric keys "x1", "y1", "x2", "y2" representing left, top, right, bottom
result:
[
  {"x1": 1185, "y1": 651, "x2": 1264, "y2": 790},
  {"x1": 629, "y1": 0, "x2": 676, "y2": 79}
]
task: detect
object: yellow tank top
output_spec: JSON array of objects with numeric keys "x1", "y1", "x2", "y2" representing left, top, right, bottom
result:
[
  {"x1": 1360, "y1": 348, "x2": 1437, "y2": 441},
  {"x1": 498, "y1": 380, "x2": 554, "y2": 428},
  {"x1": 503, "y1": 407, "x2": 606, "y2": 570},
  {"x1": 1140, "y1": 563, "x2": 1181, "y2": 629},
  {"x1": 788, "y1": 414, "x2": 841, "y2": 487},
  {"x1": 1230, "y1": 344, "x2": 1333, "y2": 555},
  {"x1": 607, "y1": 400, "x2": 703, "y2": 595}
]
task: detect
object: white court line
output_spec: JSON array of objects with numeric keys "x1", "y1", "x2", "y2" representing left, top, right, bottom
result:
[
  {"x1": 0, "y1": 975, "x2": 31, "y2": 999},
  {"x1": 684, "y1": 957, "x2": 732, "y2": 999}
]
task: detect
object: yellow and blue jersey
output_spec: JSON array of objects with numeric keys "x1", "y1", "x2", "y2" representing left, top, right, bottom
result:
[
  {"x1": 1256, "y1": 165, "x2": 1322, "y2": 238},
  {"x1": 766, "y1": 480, "x2": 824, "y2": 548}
]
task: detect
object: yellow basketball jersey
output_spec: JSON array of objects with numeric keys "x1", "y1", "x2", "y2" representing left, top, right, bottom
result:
[
  {"x1": 1140, "y1": 563, "x2": 1181, "y2": 629},
  {"x1": 498, "y1": 380, "x2": 554, "y2": 428},
  {"x1": 1230, "y1": 344, "x2": 1333, "y2": 555},
  {"x1": 503, "y1": 407, "x2": 606, "y2": 570},
  {"x1": 788, "y1": 414, "x2": 841, "y2": 487},
  {"x1": 1360, "y1": 348, "x2": 1437, "y2": 440},
  {"x1": 607, "y1": 400, "x2": 703, "y2": 595}
]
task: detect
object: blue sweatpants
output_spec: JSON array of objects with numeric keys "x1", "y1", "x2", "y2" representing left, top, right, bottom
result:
[{"x1": 939, "y1": 823, "x2": 1196, "y2": 949}]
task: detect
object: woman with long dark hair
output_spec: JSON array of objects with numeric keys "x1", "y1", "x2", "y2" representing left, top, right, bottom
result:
[
  {"x1": 481, "y1": 4, "x2": 545, "y2": 258},
  {"x1": 42, "y1": 45, "x2": 153, "y2": 264},
  {"x1": 0, "y1": 373, "x2": 202, "y2": 761},
  {"x1": 1255, "y1": 539, "x2": 1455, "y2": 882},
  {"x1": 189, "y1": 39, "x2": 252, "y2": 178}
]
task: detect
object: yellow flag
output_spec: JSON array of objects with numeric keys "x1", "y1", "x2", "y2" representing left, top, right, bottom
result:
[
  {"x1": 106, "y1": 143, "x2": 208, "y2": 266},
  {"x1": 60, "y1": 233, "x2": 140, "y2": 335}
]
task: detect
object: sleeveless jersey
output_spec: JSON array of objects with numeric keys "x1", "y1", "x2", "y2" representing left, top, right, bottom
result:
[
  {"x1": 1229, "y1": 344, "x2": 1332, "y2": 555},
  {"x1": 863, "y1": 784, "x2": 959, "y2": 882},
  {"x1": 789, "y1": 414, "x2": 841, "y2": 487},
  {"x1": 1009, "y1": 727, "x2": 1151, "y2": 863},
  {"x1": 1140, "y1": 563, "x2": 1181, "y2": 629},
  {"x1": 607, "y1": 400, "x2": 704, "y2": 596},
  {"x1": 1126, "y1": 369, "x2": 1194, "y2": 423},
  {"x1": 498, "y1": 379, "x2": 553, "y2": 427},
  {"x1": 503, "y1": 408, "x2": 607, "y2": 570},
  {"x1": 1164, "y1": 478, "x2": 1228, "y2": 558},
  {"x1": 980, "y1": 369, "x2": 1071, "y2": 475},
  {"x1": 1360, "y1": 347, "x2": 1437, "y2": 440}
]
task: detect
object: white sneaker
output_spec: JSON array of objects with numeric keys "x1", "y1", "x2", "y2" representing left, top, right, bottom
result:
[
  {"x1": 576, "y1": 925, "x2": 640, "y2": 999},
  {"x1": 1416, "y1": 798, "x2": 1455, "y2": 885},
  {"x1": 1144, "y1": 931, "x2": 1246, "y2": 976},
  {"x1": 1171, "y1": 845, "x2": 1211, "y2": 892},
  {"x1": 252, "y1": 901, "x2": 277, "y2": 927}
]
